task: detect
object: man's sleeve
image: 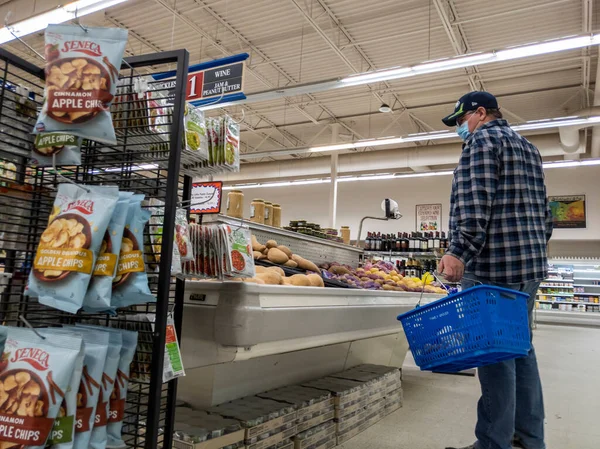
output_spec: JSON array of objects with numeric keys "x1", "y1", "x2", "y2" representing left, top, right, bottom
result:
[
  {"x1": 545, "y1": 196, "x2": 553, "y2": 243},
  {"x1": 447, "y1": 136, "x2": 500, "y2": 265}
]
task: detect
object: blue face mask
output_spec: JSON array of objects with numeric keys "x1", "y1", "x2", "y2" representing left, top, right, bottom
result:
[{"x1": 456, "y1": 122, "x2": 471, "y2": 141}]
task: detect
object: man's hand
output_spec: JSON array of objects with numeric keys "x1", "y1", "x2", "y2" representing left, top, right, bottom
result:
[{"x1": 438, "y1": 254, "x2": 465, "y2": 282}]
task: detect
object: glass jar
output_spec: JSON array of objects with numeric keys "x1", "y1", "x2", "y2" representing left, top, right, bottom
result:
[
  {"x1": 226, "y1": 190, "x2": 244, "y2": 219},
  {"x1": 272, "y1": 204, "x2": 282, "y2": 228},
  {"x1": 264, "y1": 201, "x2": 274, "y2": 226},
  {"x1": 340, "y1": 226, "x2": 351, "y2": 245},
  {"x1": 250, "y1": 199, "x2": 265, "y2": 223}
]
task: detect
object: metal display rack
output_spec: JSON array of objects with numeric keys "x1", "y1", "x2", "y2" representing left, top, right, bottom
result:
[{"x1": 0, "y1": 47, "x2": 191, "y2": 449}]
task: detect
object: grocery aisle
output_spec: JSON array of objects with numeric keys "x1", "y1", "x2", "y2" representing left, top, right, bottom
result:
[{"x1": 341, "y1": 325, "x2": 600, "y2": 449}]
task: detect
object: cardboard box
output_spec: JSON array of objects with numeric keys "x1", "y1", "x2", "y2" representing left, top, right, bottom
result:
[
  {"x1": 384, "y1": 378, "x2": 402, "y2": 394},
  {"x1": 297, "y1": 398, "x2": 334, "y2": 420},
  {"x1": 302, "y1": 378, "x2": 369, "y2": 407},
  {"x1": 293, "y1": 422, "x2": 336, "y2": 449},
  {"x1": 173, "y1": 428, "x2": 245, "y2": 449},
  {"x1": 278, "y1": 441, "x2": 294, "y2": 449},
  {"x1": 247, "y1": 425, "x2": 297, "y2": 449},
  {"x1": 244, "y1": 411, "x2": 298, "y2": 440},
  {"x1": 336, "y1": 411, "x2": 384, "y2": 445},
  {"x1": 385, "y1": 388, "x2": 403, "y2": 406},
  {"x1": 333, "y1": 396, "x2": 369, "y2": 419},
  {"x1": 296, "y1": 408, "x2": 334, "y2": 433},
  {"x1": 384, "y1": 399, "x2": 402, "y2": 416},
  {"x1": 314, "y1": 436, "x2": 336, "y2": 449},
  {"x1": 335, "y1": 408, "x2": 368, "y2": 434}
]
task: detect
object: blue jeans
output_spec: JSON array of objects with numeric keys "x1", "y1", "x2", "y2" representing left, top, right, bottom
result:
[{"x1": 462, "y1": 274, "x2": 545, "y2": 449}]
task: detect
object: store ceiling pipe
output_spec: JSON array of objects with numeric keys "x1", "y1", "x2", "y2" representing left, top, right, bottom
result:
[
  {"x1": 558, "y1": 127, "x2": 581, "y2": 153},
  {"x1": 592, "y1": 47, "x2": 600, "y2": 158},
  {"x1": 215, "y1": 134, "x2": 580, "y2": 184}
]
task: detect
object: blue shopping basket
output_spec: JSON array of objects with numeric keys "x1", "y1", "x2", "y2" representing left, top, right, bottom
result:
[{"x1": 397, "y1": 285, "x2": 531, "y2": 372}]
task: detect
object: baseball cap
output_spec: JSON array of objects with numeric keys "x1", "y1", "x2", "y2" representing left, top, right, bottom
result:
[{"x1": 442, "y1": 91, "x2": 499, "y2": 126}]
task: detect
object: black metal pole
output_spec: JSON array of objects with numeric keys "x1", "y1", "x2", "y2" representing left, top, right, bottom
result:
[
  {"x1": 162, "y1": 174, "x2": 192, "y2": 449},
  {"x1": 144, "y1": 48, "x2": 189, "y2": 449}
]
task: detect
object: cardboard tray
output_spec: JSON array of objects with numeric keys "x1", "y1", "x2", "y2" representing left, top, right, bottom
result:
[
  {"x1": 172, "y1": 428, "x2": 245, "y2": 449},
  {"x1": 296, "y1": 409, "x2": 334, "y2": 433},
  {"x1": 247, "y1": 425, "x2": 297, "y2": 449}
]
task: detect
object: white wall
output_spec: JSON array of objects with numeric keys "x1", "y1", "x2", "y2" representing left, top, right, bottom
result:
[{"x1": 233, "y1": 165, "x2": 600, "y2": 241}]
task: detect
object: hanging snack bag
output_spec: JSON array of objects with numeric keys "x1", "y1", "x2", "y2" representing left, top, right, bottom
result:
[
  {"x1": 174, "y1": 208, "x2": 194, "y2": 263},
  {"x1": 34, "y1": 25, "x2": 128, "y2": 145},
  {"x1": 37, "y1": 328, "x2": 85, "y2": 449},
  {"x1": 111, "y1": 195, "x2": 154, "y2": 310},
  {"x1": 75, "y1": 326, "x2": 137, "y2": 449},
  {"x1": 26, "y1": 184, "x2": 119, "y2": 314},
  {"x1": 224, "y1": 224, "x2": 255, "y2": 278},
  {"x1": 61, "y1": 328, "x2": 109, "y2": 449},
  {"x1": 183, "y1": 103, "x2": 209, "y2": 161},
  {"x1": 224, "y1": 116, "x2": 241, "y2": 172},
  {"x1": 32, "y1": 133, "x2": 82, "y2": 167},
  {"x1": 83, "y1": 191, "x2": 134, "y2": 313},
  {"x1": 0, "y1": 326, "x2": 84, "y2": 449},
  {"x1": 74, "y1": 326, "x2": 122, "y2": 449},
  {"x1": 148, "y1": 198, "x2": 164, "y2": 264}
]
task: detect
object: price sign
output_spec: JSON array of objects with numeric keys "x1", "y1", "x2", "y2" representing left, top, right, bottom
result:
[
  {"x1": 190, "y1": 181, "x2": 223, "y2": 214},
  {"x1": 416, "y1": 204, "x2": 442, "y2": 231}
]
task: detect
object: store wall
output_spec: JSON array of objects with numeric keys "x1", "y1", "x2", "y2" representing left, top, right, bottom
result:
[{"x1": 233, "y1": 165, "x2": 600, "y2": 241}]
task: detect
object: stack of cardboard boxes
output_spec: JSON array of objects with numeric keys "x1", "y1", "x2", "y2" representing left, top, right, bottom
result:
[{"x1": 172, "y1": 364, "x2": 403, "y2": 449}]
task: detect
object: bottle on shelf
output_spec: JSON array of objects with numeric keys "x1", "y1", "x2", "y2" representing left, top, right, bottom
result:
[
  {"x1": 428, "y1": 232, "x2": 434, "y2": 250},
  {"x1": 434, "y1": 231, "x2": 441, "y2": 249},
  {"x1": 395, "y1": 233, "x2": 402, "y2": 251}
]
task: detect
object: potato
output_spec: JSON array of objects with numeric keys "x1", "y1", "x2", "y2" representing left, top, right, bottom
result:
[
  {"x1": 251, "y1": 235, "x2": 266, "y2": 252},
  {"x1": 329, "y1": 265, "x2": 351, "y2": 275},
  {"x1": 267, "y1": 247, "x2": 289, "y2": 264},
  {"x1": 282, "y1": 277, "x2": 292, "y2": 285},
  {"x1": 277, "y1": 245, "x2": 293, "y2": 258},
  {"x1": 289, "y1": 274, "x2": 311, "y2": 287},
  {"x1": 255, "y1": 266, "x2": 268, "y2": 274},
  {"x1": 284, "y1": 260, "x2": 298, "y2": 268},
  {"x1": 255, "y1": 272, "x2": 282, "y2": 285},
  {"x1": 291, "y1": 254, "x2": 320, "y2": 273},
  {"x1": 253, "y1": 251, "x2": 262, "y2": 260},
  {"x1": 254, "y1": 278, "x2": 266, "y2": 284},
  {"x1": 266, "y1": 266, "x2": 285, "y2": 277},
  {"x1": 307, "y1": 273, "x2": 325, "y2": 287},
  {"x1": 258, "y1": 253, "x2": 267, "y2": 260},
  {"x1": 266, "y1": 240, "x2": 278, "y2": 249},
  {"x1": 262, "y1": 247, "x2": 269, "y2": 255}
]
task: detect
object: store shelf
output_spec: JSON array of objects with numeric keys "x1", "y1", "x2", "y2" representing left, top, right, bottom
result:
[
  {"x1": 573, "y1": 292, "x2": 600, "y2": 297},
  {"x1": 546, "y1": 278, "x2": 573, "y2": 283},
  {"x1": 215, "y1": 215, "x2": 362, "y2": 266},
  {"x1": 363, "y1": 250, "x2": 441, "y2": 258},
  {"x1": 573, "y1": 284, "x2": 600, "y2": 287},
  {"x1": 182, "y1": 281, "x2": 443, "y2": 367},
  {"x1": 536, "y1": 293, "x2": 573, "y2": 297},
  {"x1": 536, "y1": 300, "x2": 598, "y2": 305},
  {"x1": 574, "y1": 277, "x2": 600, "y2": 281},
  {"x1": 539, "y1": 284, "x2": 573, "y2": 288},
  {"x1": 535, "y1": 309, "x2": 600, "y2": 327}
]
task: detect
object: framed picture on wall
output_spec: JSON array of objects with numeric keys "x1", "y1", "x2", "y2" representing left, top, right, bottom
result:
[
  {"x1": 548, "y1": 195, "x2": 586, "y2": 229},
  {"x1": 416, "y1": 203, "x2": 442, "y2": 231}
]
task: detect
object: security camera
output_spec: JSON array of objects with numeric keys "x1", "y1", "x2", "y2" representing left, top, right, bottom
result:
[{"x1": 381, "y1": 199, "x2": 402, "y2": 219}]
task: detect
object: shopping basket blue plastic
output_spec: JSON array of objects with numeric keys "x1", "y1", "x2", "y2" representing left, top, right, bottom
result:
[{"x1": 397, "y1": 285, "x2": 531, "y2": 372}]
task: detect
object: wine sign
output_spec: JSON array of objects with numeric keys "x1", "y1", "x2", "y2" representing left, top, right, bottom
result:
[
  {"x1": 190, "y1": 181, "x2": 223, "y2": 214},
  {"x1": 416, "y1": 204, "x2": 442, "y2": 232}
]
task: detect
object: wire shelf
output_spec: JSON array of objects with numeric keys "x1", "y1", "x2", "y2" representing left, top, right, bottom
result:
[{"x1": 0, "y1": 48, "x2": 191, "y2": 449}]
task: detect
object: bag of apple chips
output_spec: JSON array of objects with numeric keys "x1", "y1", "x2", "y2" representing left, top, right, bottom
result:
[
  {"x1": 34, "y1": 24, "x2": 128, "y2": 145},
  {"x1": 174, "y1": 208, "x2": 194, "y2": 263},
  {"x1": 31, "y1": 133, "x2": 82, "y2": 168},
  {"x1": 0, "y1": 326, "x2": 83, "y2": 449},
  {"x1": 111, "y1": 195, "x2": 154, "y2": 311},
  {"x1": 75, "y1": 326, "x2": 137, "y2": 449},
  {"x1": 37, "y1": 328, "x2": 85, "y2": 449},
  {"x1": 59, "y1": 328, "x2": 109, "y2": 449},
  {"x1": 83, "y1": 191, "x2": 133, "y2": 313},
  {"x1": 74, "y1": 326, "x2": 121, "y2": 449},
  {"x1": 26, "y1": 183, "x2": 119, "y2": 314}
]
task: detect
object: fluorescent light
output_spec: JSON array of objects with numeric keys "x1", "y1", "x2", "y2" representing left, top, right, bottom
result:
[
  {"x1": 512, "y1": 116, "x2": 600, "y2": 131},
  {"x1": 543, "y1": 159, "x2": 600, "y2": 169},
  {"x1": 222, "y1": 178, "x2": 331, "y2": 190},
  {"x1": 340, "y1": 34, "x2": 600, "y2": 88},
  {"x1": 0, "y1": 0, "x2": 129, "y2": 45}
]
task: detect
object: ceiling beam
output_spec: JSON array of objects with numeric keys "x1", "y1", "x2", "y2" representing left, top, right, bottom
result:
[
  {"x1": 433, "y1": 0, "x2": 526, "y2": 123},
  {"x1": 581, "y1": 0, "x2": 593, "y2": 108},
  {"x1": 184, "y1": 0, "x2": 365, "y2": 140},
  {"x1": 290, "y1": 0, "x2": 428, "y2": 136}
]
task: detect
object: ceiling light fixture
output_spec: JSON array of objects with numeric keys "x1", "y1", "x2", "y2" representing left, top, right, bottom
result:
[
  {"x1": 222, "y1": 160, "x2": 600, "y2": 190},
  {"x1": 379, "y1": 103, "x2": 392, "y2": 113},
  {"x1": 340, "y1": 34, "x2": 600, "y2": 88},
  {"x1": 0, "y1": 0, "x2": 129, "y2": 45}
]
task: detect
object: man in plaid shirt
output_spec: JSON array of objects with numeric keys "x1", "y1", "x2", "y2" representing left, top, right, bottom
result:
[{"x1": 439, "y1": 92, "x2": 552, "y2": 449}]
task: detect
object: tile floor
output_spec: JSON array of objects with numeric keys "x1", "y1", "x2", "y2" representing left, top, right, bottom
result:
[{"x1": 341, "y1": 324, "x2": 600, "y2": 449}]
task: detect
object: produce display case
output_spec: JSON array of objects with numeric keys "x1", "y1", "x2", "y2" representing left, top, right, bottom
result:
[{"x1": 182, "y1": 281, "x2": 443, "y2": 367}]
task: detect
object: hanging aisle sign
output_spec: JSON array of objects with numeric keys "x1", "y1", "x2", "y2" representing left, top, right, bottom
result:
[{"x1": 152, "y1": 53, "x2": 248, "y2": 107}]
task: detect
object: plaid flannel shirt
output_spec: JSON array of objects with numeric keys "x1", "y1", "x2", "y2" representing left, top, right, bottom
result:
[{"x1": 448, "y1": 119, "x2": 553, "y2": 283}]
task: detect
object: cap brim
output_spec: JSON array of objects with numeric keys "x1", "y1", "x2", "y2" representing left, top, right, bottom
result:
[{"x1": 442, "y1": 110, "x2": 464, "y2": 127}]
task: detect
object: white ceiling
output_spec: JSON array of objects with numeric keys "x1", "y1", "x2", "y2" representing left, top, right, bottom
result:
[{"x1": 1, "y1": 0, "x2": 599, "y2": 165}]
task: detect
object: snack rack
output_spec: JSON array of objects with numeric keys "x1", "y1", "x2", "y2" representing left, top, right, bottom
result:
[{"x1": 0, "y1": 47, "x2": 191, "y2": 449}]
